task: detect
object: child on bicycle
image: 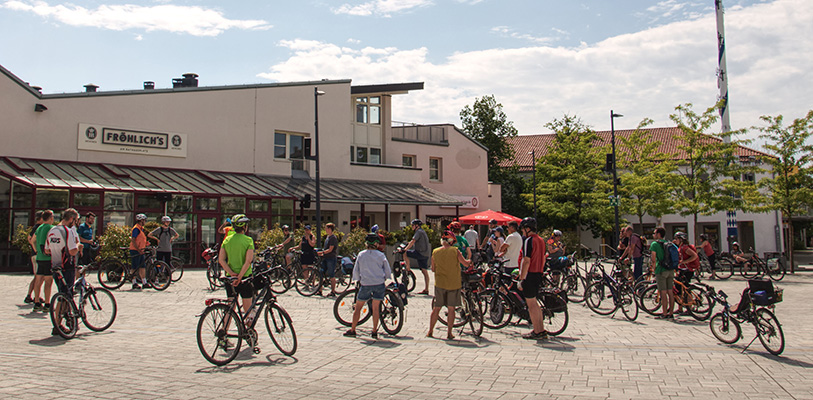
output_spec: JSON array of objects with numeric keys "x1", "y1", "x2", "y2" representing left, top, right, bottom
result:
[{"x1": 344, "y1": 233, "x2": 392, "y2": 339}]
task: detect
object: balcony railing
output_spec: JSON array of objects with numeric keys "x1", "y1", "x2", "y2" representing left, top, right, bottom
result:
[{"x1": 392, "y1": 122, "x2": 448, "y2": 145}]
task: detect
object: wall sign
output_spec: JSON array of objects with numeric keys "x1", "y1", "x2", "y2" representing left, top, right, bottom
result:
[
  {"x1": 440, "y1": 195, "x2": 479, "y2": 209},
  {"x1": 78, "y1": 123, "x2": 187, "y2": 158}
]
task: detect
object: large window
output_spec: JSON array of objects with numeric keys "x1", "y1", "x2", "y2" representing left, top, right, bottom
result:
[
  {"x1": 351, "y1": 146, "x2": 381, "y2": 165},
  {"x1": 73, "y1": 192, "x2": 101, "y2": 208},
  {"x1": 429, "y1": 157, "x2": 442, "y2": 182},
  {"x1": 355, "y1": 96, "x2": 381, "y2": 125},
  {"x1": 274, "y1": 132, "x2": 308, "y2": 170},
  {"x1": 11, "y1": 182, "x2": 32, "y2": 208},
  {"x1": 104, "y1": 192, "x2": 133, "y2": 211}
]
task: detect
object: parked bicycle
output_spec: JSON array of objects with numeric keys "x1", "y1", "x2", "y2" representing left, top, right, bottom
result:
[
  {"x1": 584, "y1": 262, "x2": 639, "y2": 321},
  {"x1": 697, "y1": 250, "x2": 734, "y2": 280},
  {"x1": 202, "y1": 242, "x2": 223, "y2": 290},
  {"x1": 739, "y1": 248, "x2": 785, "y2": 281},
  {"x1": 434, "y1": 267, "x2": 486, "y2": 337},
  {"x1": 391, "y1": 243, "x2": 417, "y2": 293},
  {"x1": 196, "y1": 268, "x2": 297, "y2": 366},
  {"x1": 97, "y1": 247, "x2": 172, "y2": 291},
  {"x1": 639, "y1": 273, "x2": 714, "y2": 320},
  {"x1": 50, "y1": 265, "x2": 118, "y2": 339},
  {"x1": 547, "y1": 250, "x2": 587, "y2": 303},
  {"x1": 708, "y1": 279, "x2": 785, "y2": 355},
  {"x1": 333, "y1": 282, "x2": 405, "y2": 335}
]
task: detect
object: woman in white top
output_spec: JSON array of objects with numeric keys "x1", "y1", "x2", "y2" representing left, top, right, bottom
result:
[{"x1": 489, "y1": 227, "x2": 505, "y2": 258}]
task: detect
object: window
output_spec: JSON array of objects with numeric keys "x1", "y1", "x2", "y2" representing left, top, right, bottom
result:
[
  {"x1": 272, "y1": 199, "x2": 293, "y2": 215},
  {"x1": 196, "y1": 197, "x2": 218, "y2": 211},
  {"x1": 351, "y1": 146, "x2": 381, "y2": 165},
  {"x1": 136, "y1": 194, "x2": 162, "y2": 210},
  {"x1": 355, "y1": 96, "x2": 381, "y2": 125},
  {"x1": 249, "y1": 199, "x2": 268, "y2": 213},
  {"x1": 73, "y1": 192, "x2": 101, "y2": 208},
  {"x1": 221, "y1": 197, "x2": 245, "y2": 214},
  {"x1": 743, "y1": 172, "x2": 755, "y2": 182},
  {"x1": 274, "y1": 132, "x2": 308, "y2": 170},
  {"x1": 11, "y1": 183, "x2": 32, "y2": 208},
  {"x1": 274, "y1": 133, "x2": 286, "y2": 159},
  {"x1": 356, "y1": 147, "x2": 368, "y2": 163},
  {"x1": 168, "y1": 195, "x2": 192, "y2": 213},
  {"x1": 429, "y1": 157, "x2": 442, "y2": 181},
  {"x1": 0, "y1": 177, "x2": 10, "y2": 208},
  {"x1": 36, "y1": 189, "x2": 69, "y2": 209},
  {"x1": 104, "y1": 192, "x2": 133, "y2": 211},
  {"x1": 370, "y1": 148, "x2": 381, "y2": 164},
  {"x1": 402, "y1": 155, "x2": 415, "y2": 168}
]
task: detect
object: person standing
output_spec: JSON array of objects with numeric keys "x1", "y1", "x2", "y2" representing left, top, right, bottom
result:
[
  {"x1": 619, "y1": 226, "x2": 645, "y2": 281},
  {"x1": 402, "y1": 219, "x2": 431, "y2": 295},
  {"x1": 498, "y1": 221, "x2": 522, "y2": 275},
  {"x1": 46, "y1": 209, "x2": 82, "y2": 335},
  {"x1": 699, "y1": 234, "x2": 717, "y2": 279},
  {"x1": 24, "y1": 211, "x2": 44, "y2": 304},
  {"x1": 148, "y1": 216, "x2": 179, "y2": 266},
  {"x1": 427, "y1": 231, "x2": 471, "y2": 340},
  {"x1": 344, "y1": 233, "x2": 392, "y2": 339},
  {"x1": 219, "y1": 215, "x2": 255, "y2": 315},
  {"x1": 489, "y1": 227, "x2": 505, "y2": 259},
  {"x1": 318, "y1": 223, "x2": 340, "y2": 297},
  {"x1": 479, "y1": 219, "x2": 499, "y2": 262},
  {"x1": 649, "y1": 227, "x2": 675, "y2": 319},
  {"x1": 518, "y1": 217, "x2": 548, "y2": 339},
  {"x1": 130, "y1": 214, "x2": 149, "y2": 290},
  {"x1": 293, "y1": 224, "x2": 317, "y2": 269},
  {"x1": 464, "y1": 225, "x2": 479, "y2": 251},
  {"x1": 76, "y1": 212, "x2": 95, "y2": 266},
  {"x1": 32, "y1": 210, "x2": 55, "y2": 312},
  {"x1": 277, "y1": 225, "x2": 295, "y2": 266}
]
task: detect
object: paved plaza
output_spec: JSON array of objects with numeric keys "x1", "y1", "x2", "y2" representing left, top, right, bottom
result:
[{"x1": 1, "y1": 268, "x2": 812, "y2": 400}]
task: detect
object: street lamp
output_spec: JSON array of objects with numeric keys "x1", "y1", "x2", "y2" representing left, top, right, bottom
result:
[
  {"x1": 528, "y1": 150, "x2": 537, "y2": 221},
  {"x1": 610, "y1": 110, "x2": 623, "y2": 250},
  {"x1": 314, "y1": 87, "x2": 326, "y2": 246}
]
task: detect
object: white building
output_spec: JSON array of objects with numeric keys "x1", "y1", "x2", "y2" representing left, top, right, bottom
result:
[{"x1": 0, "y1": 64, "x2": 500, "y2": 270}]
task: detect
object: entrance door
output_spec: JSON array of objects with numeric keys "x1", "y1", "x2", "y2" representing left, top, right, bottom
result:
[{"x1": 197, "y1": 216, "x2": 218, "y2": 265}]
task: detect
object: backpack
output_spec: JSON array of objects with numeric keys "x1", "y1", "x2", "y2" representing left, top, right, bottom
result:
[
  {"x1": 658, "y1": 240, "x2": 680, "y2": 270},
  {"x1": 635, "y1": 234, "x2": 648, "y2": 252},
  {"x1": 58, "y1": 226, "x2": 76, "y2": 270}
]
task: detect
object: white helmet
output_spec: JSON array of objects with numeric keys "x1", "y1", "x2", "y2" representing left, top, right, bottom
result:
[
  {"x1": 135, "y1": 213, "x2": 147, "y2": 222},
  {"x1": 161, "y1": 216, "x2": 172, "y2": 223}
]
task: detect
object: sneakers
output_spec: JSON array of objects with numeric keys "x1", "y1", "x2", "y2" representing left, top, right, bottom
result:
[
  {"x1": 132, "y1": 283, "x2": 142, "y2": 290},
  {"x1": 24, "y1": 295, "x2": 34, "y2": 304},
  {"x1": 217, "y1": 338, "x2": 233, "y2": 350},
  {"x1": 522, "y1": 330, "x2": 548, "y2": 340},
  {"x1": 343, "y1": 329, "x2": 357, "y2": 337},
  {"x1": 371, "y1": 331, "x2": 378, "y2": 340},
  {"x1": 42, "y1": 303, "x2": 50, "y2": 312},
  {"x1": 33, "y1": 303, "x2": 43, "y2": 312},
  {"x1": 51, "y1": 327, "x2": 59, "y2": 336}
]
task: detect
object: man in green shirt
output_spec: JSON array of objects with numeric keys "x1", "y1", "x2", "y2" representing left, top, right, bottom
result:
[
  {"x1": 32, "y1": 210, "x2": 55, "y2": 312},
  {"x1": 649, "y1": 227, "x2": 675, "y2": 319},
  {"x1": 218, "y1": 214, "x2": 255, "y2": 314}
]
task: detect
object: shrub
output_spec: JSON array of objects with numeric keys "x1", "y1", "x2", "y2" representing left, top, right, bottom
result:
[
  {"x1": 338, "y1": 227, "x2": 368, "y2": 256},
  {"x1": 12, "y1": 224, "x2": 33, "y2": 256},
  {"x1": 98, "y1": 224, "x2": 132, "y2": 262},
  {"x1": 393, "y1": 224, "x2": 439, "y2": 250}
]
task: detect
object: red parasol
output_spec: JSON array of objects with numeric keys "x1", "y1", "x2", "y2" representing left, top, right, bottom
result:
[{"x1": 457, "y1": 209, "x2": 522, "y2": 225}]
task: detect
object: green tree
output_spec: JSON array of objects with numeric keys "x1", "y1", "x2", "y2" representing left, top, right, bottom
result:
[
  {"x1": 668, "y1": 103, "x2": 761, "y2": 240},
  {"x1": 532, "y1": 115, "x2": 613, "y2": 238},
  {"x1": 617, "y1": 119, "x2": 678, "y2": 234},
  {"x1": 754, "y1": 110, "x2": 813, "y2": 272}
]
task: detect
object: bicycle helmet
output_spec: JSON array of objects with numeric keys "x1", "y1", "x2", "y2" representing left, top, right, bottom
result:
[
  {"x1": 371, "y1": 224, "x2": 379, "y2": 233},
  {"x1": 732, "y1": 241, "x2": 740, "y2": 248},
  {"x1": 135, "y1": 213, "x2": 147, "y2": 222},
  {"x1": 281, "y1": 224, "x2": 290, "y2": 231},
  {"x1": 411, "y1": 218, "x2": 422, "y2": 226},
  {"x1": 519, "y1": 217, "x2": 537, "y2": 231},
  {"x1": 674, "y1": 232, "x2": 688, "y2": 241},
  {"x1": 447, "y1": 221, "x2": 462, "y2": 231},
  {"x1": 365, "y1": 233, "x2": 380, "y2": 246},
  {"x1": 489, "y1": 219, "x2": 498, "y2": 225},
  {"x1": 441, "y1": 230, "x2": 457, "y2": 245},
  {"x1": 510, "y1": 268, "x2": 520, "y2": 280},
  {"x1": 231, "y1": 214, "x2": 250, "y2": 228},
  {"x1": 553, "y1": 229, "x2": 562, "y2": 237},
  {"x1": 161, "y1": 216, "x2": 172, "y2": 223}
]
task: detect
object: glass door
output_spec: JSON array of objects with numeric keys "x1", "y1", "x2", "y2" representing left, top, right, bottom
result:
[{"x1": 197, "y1": 216, "x2": 217, "y2": 266}]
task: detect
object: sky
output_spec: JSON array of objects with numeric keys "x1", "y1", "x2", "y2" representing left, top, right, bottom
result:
[{"x1": 1, "y1": 0, "x2": 811, "y2": 145}]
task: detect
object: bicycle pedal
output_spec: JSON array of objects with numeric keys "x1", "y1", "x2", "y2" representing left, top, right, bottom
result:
[{"x1": 253, "y1": 347, "x2": 260, "y2": 354}]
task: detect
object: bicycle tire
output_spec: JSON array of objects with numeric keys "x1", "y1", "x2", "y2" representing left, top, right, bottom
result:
[
  {"x1": 563, "y1": 273, "x2": 587, "y2": 303},
  {"x1": 170, "y1": 259, "x2": 184, "y2": 282},
  {"x1": 547, "y1": 270, "x2": 564, "y2": 289},
  {"x1": 333, "y1": 269, "x2": 352, "y2": 295},
  {"x1": 50, "y1": 292, "x2": 79, "y2": 339},
  {"x1": 295, "y1": 266, "x2": 323, "y2": 297},
  {"x1": 639, "y1": 284, "x2": 662, "y2": 316},
  {"x1": 80, "y1": 287, "x2": 117, "y2": 332},
  {"x1": 740, "y1": 260, "x2": 760, "y2": 279},
  {"x1": 268, "y1": 267, "x2": 292, "y2": 294},
  {"x1": 585, "y1": 282, "x2": 616, "y2": 316},
  {"x1": 714, "y1": 258, "x2": 734, "y2": 280},
  {"x1": 434, "y1": 297, "x2": 467, "y2": 328},
  {"x1": 687, "y1": 286, "x2": 714, "y2": 321},
  {"x1": 619, "y1": 285, "x2": 638, "y2": 321},
  {"x1": 537, "y1": 293, "x2": 568, "y2": 336},
  {"x1": 206, "y1": 264, "x2": 223, "y2": 290},
  {"x1": 709, "y1": 312, "x2": 741, "y2": 344},
  {"x1": 380, "y1": 290, "x2": 405, "y2": 335},
  {"x1": 767, "y1": 258, "x2": 786, "y2": 281},
  {"x1": 97, "y1": 260, "x2": 126, "y2": 290},
  {"x1": 405, "y1": 270, "x2": 417, "y2": 293},
  {"x1": 147, "y1": 260, "x2": 172, "y2": 291},
  {"x1": 755, "y1": 308, "x2": 785, "y2": 355},
  {"x1": 196, "y1": 304, "x2": 243, "y2": 366},
  {"x1": 464, "y1": 294, "x2": 483, "y2": 337},
  {"x1": 333, "y1": 289, "x2": 373, "y2": 326},
  {"x1": 480, "y1": 289, "x2": 512, "y2": 329},
  {"x1": 265, "y1": 303, "x2": 297, "y2": 356}
]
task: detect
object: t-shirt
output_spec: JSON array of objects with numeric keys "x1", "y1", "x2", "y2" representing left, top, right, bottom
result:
[
  {"x1": 491, "y1": 236, "x2": 505, "y2": 255},
  {"x1": 464, "y1": 229, "x2": 479, "y2": 250},
  {"x1": 680, "y1": 244, "x2": 701, "y2": 271},
  {"x1": 432, "y1": 246, "x2": 462, "y2": 291},
  {"x1": 46, "y1": 225, "x2": 79, "y2": 269},
  {"x1": 323, "y1": 234, "x2": 338, "y2": 259},
  {"x1": 521, "y1": 234, "x2": 546, "y2": 273},
  {"x1": 35, "y1": 223, "x2": 54, "y2": 262},
  {"x1": 222, "y1": 232, "x2": 255, "y2": 275},
  {"x1": 701, "y1": 242, "x2": 714, "y2": 257},
  {"x1": 130, "y1": 226, "x2": 147, "y2": 251},
  {"x1": 504, "y1": 231, "x2": 523, "y2": 269},
  {"x1": 412, "y1": 228, "x2": 430, "y2": 257},
  {"x1": 77, "y1": 222, "x2": 94, "y2": 242},
  {"x1": 454, "y1": 235, "x2": 469, "y2": 267},
  {"x1": 629, "y1": 234, "x2": 643, "y2": 258},
  {"x1": 150, "y1": 227, "x2": 178, "y2": 252},
  {"x1": 282, "y1": 233, "x2": 295, "y2": 253},
  {"x1": 650, "y1": 240, "x2": 666, "y2": 274}
]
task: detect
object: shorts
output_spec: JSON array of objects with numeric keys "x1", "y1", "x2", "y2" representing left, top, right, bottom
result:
[
  {"x1": 433, "y1": 287, "x2": 461, "y2": 307},
  {"x1": 53, "y1": 268, "x2": 76, "y2": 296},
  {"x1": 130, "y1": 250, "x2": 145, "y2": 270},
  {"x1": 225, "y1": 280, "x2": 254, "y2": 299},
  {"x1": 322, "y1": 257, "x2": 337, "y2": 278},
  {"x1": 656, "y1": 269, "x2": 675, "y2": 291},
  {"x1": 521, "y1": 272, "x2": 543, "y2": 298},
  {"x1": 36, "y1": 260, "x2": 52, "y2": 276},
  {"x1": 406, "y1": 250, "x2": 429, "y2": 269},
  {"x1": 357, "y1": 284, "x2": 386, "y2": 301}
]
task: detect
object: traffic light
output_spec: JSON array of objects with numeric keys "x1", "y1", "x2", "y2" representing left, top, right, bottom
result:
[
  {"x1": 301, "y1": 193, "x2": 312, "y2": 209},
  {"x1": 604, "y1": 153, "x2": 614, "y2": 173}
]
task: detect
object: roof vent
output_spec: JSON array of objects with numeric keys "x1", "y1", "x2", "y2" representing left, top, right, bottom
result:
[
  {"x1": 31, "y1": 86, "x2": 42, "y2": 93},
  {"x1": 84, "y1": 84, "x2": 99, "y2": 93},
  {"x1": 172, "y1": 73, "x2": 198, "y2": 88},
  {"x1": 143, "y1": 81, "x2": 155, "y2": 90}
]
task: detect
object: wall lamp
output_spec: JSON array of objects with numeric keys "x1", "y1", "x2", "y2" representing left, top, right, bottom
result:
[{"x1": 34, "y1": 103, "x2": 48, "y2": 112}]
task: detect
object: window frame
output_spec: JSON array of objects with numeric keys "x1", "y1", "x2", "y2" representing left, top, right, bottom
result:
[
  {"x1": 429, "y1": 157, "x2": 442, "y2": 182},
  {"x1": 402, "y1": 155, "x2": 416, "y2": 168}
]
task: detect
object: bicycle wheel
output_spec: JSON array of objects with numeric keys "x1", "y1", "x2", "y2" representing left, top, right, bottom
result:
[
  {"x1": 268, "y1": 267, "x2": 292, "y2": 294},
  {"x1": 740, "y1": 260, "x2": 760, "y2": 279},
  {"x1": 767, "y1": 258, "x2": 786, "y2": 281},
  {"x1": 50, "y1": 292, "x2": 79, "y2": 339},
  {"x1": 547, "y1": 270, "x2": 564, "y2": 289},
  {"x1": 97, "y1": 260, "x2": 126, "y2": 290},
  {"x1": 295, "y1": 266, "x2": 323, "y2": 297},
  {"x1": 639, "y1": 284, "x2": 662, "y2": 316},
  {"x1": 147, "y1": 261, "x2": 172, "y2": 291},
  {"x1": 480, "y1": 289, "x2": 512, "y2": 329},
  {"x1": 537, "y1": 293, "x2": 568, "y2": 336},
  {"x1": 265, "y1": 303, "x2": 297, "y2": 356},
  {"x1": 619, "y1": 285, "x2": 638, "y2": 321},
  {"x1": 196, "y1": 304, "x2": 243, "y2": 366},
  {"x1": 585, "y1": 282, "x2": 616, "y2": 316},
  {"x1": 333, "y1": 269, "x2": 352, "y2": 295},
  {"x1": 170, "y1": 259, "x2": 184, "y2": 282},
  {"x1": 80, "y1": 287, "x2": 117, "y2": 332},
  {"x1": 464, "y1": 294, "x2": 483, "y2": 337},
  {"x1": 687, "y1": 286, "x2": 714, "y2": 321},
  {"x1": 207, "y1": 263, "x2": 224, "y2": 289},
  {"x1": 434, "y1": 297, "x2": 467, "y2": 328},
  {"x1": 333, "y1": 289, "x2": 371, "y2": 326},
  {"x1": 404, "y1": 270, "x2": 417, "y2": 293},
  {"x1": 714, "y1": 258, "x2": 734, "y2": 280},
  {"x1": 380, "y1": 290, "x2": 405, "y2": 335},
  {"x1": 755, "y1": 308, "x2": 785, "y2": 355},
  {"x1": 709, "y1": 312, "x2": 741, "y2": 344},
  {"x1": 563, "y1": 273, "x2": 587, "y2": 303}
]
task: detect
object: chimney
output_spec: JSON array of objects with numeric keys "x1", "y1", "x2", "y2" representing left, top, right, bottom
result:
[
  {"x1": 143, "y1": 81, "x2": 155, "y2": 90},
  {"x1": 84, "y1": 84, "x2": 99, "y2": 93},
  {"x1": 172, "y1": 73, "x2": 198, "y2": 88}
]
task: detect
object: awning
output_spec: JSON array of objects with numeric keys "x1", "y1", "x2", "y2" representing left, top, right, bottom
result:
[
  {"x1": 261, "y1": 176, "x2": 464, "y2": 206},
  {"x1": 0, "y1": 157, "x2": 294, "y2": 198}
]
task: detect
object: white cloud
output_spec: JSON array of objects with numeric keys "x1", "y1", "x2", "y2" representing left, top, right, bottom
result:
[
  {"x1": 490, "y1": 26, "x2": 560, "y2": 45},
  {"x1": 1, "y1": 0, "x2": 271, "y2": 36},
  {"x1": 263, "y1": 0, "x2": 811, "y2": 141},
  {"x1": 333, "y1": 0, "x2": 433, "y2": 17}
]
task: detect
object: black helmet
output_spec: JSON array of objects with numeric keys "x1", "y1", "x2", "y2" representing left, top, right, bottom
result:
[
  {"x1": 365, "y1": 233, "x2": 380, "y2": 246},
  {"x1": 489, "y1": 219, "x2": 498, "y2": 225},
  {"x1": 519, "y1": 217, "x2": 537, "y2": 231},
  {"x1": 411, "y1": 219, "x2": 422, "y2": 226}
]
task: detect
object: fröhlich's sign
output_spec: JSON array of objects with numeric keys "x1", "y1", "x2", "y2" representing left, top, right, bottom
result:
[{"x1": 78, "y1": 123, "x2": 187, "y2": 158}]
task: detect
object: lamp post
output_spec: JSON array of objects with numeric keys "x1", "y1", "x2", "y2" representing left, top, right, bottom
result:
[
  {"x1": 610, "y1": 110, "x2": 623, "y2": 250},
  {"x1": 314, "y1": 87, "x2": 325, "y2": 246},
  {"x1": 528, "y1": 150, "x2": 537, "y2": 221}
]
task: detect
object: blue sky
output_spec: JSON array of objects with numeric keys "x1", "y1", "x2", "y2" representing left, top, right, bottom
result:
[{"x1": 1, "y1": 0, "x2": 810, "y2": 142}]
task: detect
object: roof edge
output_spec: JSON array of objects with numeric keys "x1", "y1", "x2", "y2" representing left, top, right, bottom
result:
[
  {"x1": 351, "y1": 82, "x2": 424, "y2": 95},
  {"x1": 0, "y1": 64, "x2": 43, "y2": 98}
]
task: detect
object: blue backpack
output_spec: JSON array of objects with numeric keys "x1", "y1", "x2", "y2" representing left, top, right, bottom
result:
[{"x1": 658, "y1": 241, "x2": 680, "y2": 270}]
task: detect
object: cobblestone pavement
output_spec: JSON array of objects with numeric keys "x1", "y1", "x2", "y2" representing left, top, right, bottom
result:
[{"x1": 2, "y1": 268, "x2": 812, "y2": 400}]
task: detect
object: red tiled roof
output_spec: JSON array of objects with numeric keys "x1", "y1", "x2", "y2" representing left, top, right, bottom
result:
[{"x1": 505, "y1": 127, "x2": 773, "y2": 171}]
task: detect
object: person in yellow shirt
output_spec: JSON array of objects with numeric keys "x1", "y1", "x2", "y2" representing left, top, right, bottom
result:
[{"x1": 427, "y1": 231, "x2": 470, "y2": 340}]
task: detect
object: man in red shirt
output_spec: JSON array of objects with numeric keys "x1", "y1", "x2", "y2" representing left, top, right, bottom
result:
[{"x1": 518, "y1": 217, "x2": 547, "y2": 340}]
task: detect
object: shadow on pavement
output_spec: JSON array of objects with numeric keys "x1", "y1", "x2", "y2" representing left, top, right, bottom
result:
[
  {"x1": 749, "y1": 351, "x2": 813, "y2": 368},
  {"x1": 196, "y1": 353, "x2": 299, "y2": 373},
  {"x1": 18, "y1": 312, "x2": 48, "y2": 320},
  {"x1": 360, "y1": 338, "x2": 402, "y2": 348},
  {"x1": 535, "y1": 339, "x2": 576, "y2": 352},
  {"x1": 445, "y1": 336, "x2": 491, "y2": 348},
  {"x1": 29, "y1": 336, "x2": 72, "y2": 347}
]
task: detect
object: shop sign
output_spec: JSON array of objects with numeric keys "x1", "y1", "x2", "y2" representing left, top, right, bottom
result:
[
  {"x1": 440, "y1": 195, "x2": 478, "y2": 209},
  {"x1": 78, "y1": 123, "x2": 187, "y2": 158}
]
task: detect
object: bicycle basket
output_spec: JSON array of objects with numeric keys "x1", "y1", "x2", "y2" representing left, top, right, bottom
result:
[{"x1": 747, "y1": 279, "x2": 782, "y2": 305}]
